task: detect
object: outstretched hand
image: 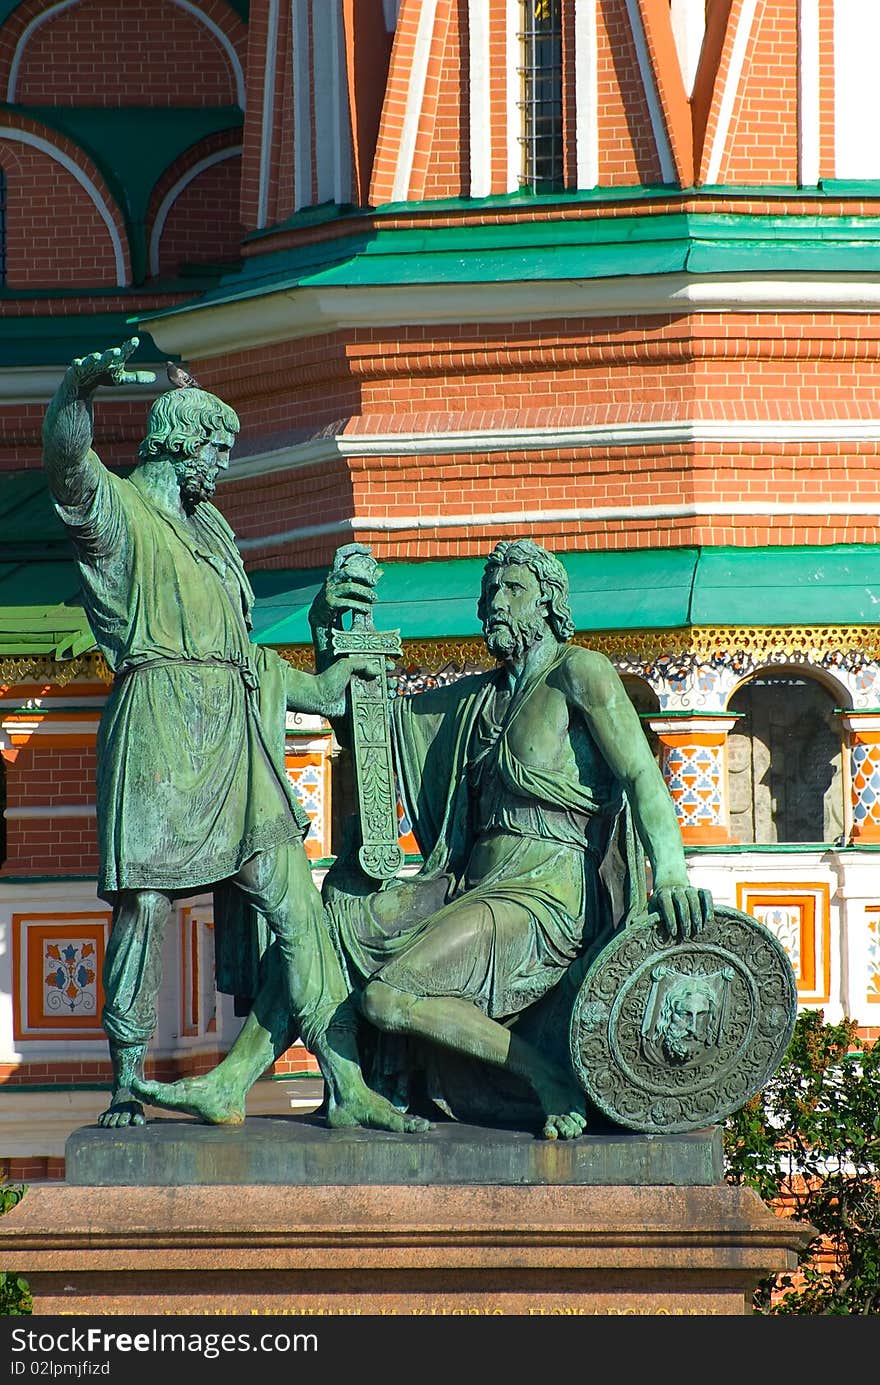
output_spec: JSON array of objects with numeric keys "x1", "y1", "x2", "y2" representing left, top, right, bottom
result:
[
  {"x1": 649, "y1": 883, "x2": 714, "y2": 942},
  {"x1": 68, "y1": 336, "x2": 156, "y2": 395}
]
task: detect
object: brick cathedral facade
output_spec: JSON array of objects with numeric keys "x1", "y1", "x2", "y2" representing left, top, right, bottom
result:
[{"x1": 2, "y1": 0, "x2": 880, "y2": 1173}]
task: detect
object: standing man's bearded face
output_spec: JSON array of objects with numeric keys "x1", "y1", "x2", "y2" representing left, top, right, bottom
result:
[
  {"x1": 481, "y1": 563, "x2": 551, "y2": 660},
  {"x1": 173, "y1": 429, "x2": 235, "y2": 512}
]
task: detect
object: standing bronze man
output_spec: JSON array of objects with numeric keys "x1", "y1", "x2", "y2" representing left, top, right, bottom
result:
[{"x1": 42, "y1": 338, "x2": 427, "y2": 1134}]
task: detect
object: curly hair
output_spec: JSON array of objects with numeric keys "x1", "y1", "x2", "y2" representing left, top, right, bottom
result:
[
  {"x1": 478, "y1": 539, "x2": 575, "y2": 643},
  {"x1": 137, "y1": 387, "x2": 240, "y2": 462}
]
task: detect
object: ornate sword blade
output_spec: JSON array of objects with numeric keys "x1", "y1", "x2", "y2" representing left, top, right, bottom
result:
[{"x1": 331, "y1": 624, "x2": 404, "y2": 880}]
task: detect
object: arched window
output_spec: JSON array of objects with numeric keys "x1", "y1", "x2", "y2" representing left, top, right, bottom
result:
[
  {"x1": 518, "y1": 0, "x2": 564, "y2": 191},
  {"x1": 727, "y1": 674, "x2": 846, "y2": 845}
]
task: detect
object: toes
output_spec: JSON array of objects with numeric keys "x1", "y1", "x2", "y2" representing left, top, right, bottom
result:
[
  {"x1": 403, "y1": 1116, "x2": 432, "y2": 1133},
  {"x1": 542, "y1": 1111, "x2": 587, "y2": 1140}
]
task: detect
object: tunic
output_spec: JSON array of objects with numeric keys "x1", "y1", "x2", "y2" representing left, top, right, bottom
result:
[{"x1": 53, "y1": 462, "x2": 308, "y2": 897}]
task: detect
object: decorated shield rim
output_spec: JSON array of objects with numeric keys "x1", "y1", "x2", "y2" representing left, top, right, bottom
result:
[{"x1": 568, "y1": 903, "x2": 798, "y2": 1134}]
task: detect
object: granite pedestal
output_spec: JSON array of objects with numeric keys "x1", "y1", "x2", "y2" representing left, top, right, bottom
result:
[{"x1": 0, "y1": 1115, "x2": 812, "y2": 1316}]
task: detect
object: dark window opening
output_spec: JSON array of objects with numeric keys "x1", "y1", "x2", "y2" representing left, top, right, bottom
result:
[
  {"x1": 727, "y1": 675, "x2": 845, "y2": 845},
  {"x1": 518, "y1": 0, "x2": 563, "y2": 192}
]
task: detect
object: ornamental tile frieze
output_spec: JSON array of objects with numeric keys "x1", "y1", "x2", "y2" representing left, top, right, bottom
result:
[{"x1": 7, "y1": 624, "x2": 880, "y2": 712}]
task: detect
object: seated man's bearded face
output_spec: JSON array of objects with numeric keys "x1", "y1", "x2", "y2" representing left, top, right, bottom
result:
[{"x1": 482, "y1": 563, "x2": 550, "y2": 660}]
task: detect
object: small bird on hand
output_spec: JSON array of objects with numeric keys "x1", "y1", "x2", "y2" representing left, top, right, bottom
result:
[{"x1": 166, "y1": 361, "x2": 200, "y2": 389}]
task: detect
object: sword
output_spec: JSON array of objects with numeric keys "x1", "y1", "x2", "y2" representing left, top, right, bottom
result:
[{"x1": 329, "y1": 546, "x2": 404, "y2": 881}]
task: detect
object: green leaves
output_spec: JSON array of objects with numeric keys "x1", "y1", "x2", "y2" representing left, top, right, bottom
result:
[
  {"x1": 0, "y1": 1271, "x2": 33, "y2": 1316},
  {"x1": 724, "y1": 1011, "x2": 880, "y2": 1314},
  {"x1": 0, "y1": 1175, "x2": 31, "y2": 1316}
]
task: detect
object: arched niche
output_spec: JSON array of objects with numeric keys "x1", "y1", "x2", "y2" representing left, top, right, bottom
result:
[{"x1": 726, "y1": 670, "x2": 846, "y2": 845}]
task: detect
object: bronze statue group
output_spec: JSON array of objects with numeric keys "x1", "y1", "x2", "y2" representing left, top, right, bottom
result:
[{"x1": 42, "y1": 339, "x2": 714, "y2": 1142}]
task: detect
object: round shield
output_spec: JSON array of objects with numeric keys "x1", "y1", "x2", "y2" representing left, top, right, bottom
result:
[{"x1": 568, "y1": 904, "x2": 797, "y2": 1134}]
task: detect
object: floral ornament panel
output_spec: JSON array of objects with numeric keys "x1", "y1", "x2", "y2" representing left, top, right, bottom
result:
[
  {"x1": 13, "y1": 914, "x2": 111, "y2": 1039},
  {"x1": 735, "y1": 883, "x2": 831, "y2": 1005}
]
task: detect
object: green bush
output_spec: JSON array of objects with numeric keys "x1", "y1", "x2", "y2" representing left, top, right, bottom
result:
[
  {"x1": 724, "y1": 1009, "x2": 880, "y2": 1314},
  {"x1": 0, "y1": 1177, "x2": 31, "y2": 1316}
]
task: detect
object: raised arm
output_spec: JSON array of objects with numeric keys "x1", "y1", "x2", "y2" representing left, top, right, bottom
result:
[
  {"x1": 42, "y1": 337, "x2": 156, "y2": 506},
  {"x1": 562, "y1": 647, "x2": 713, "y2": 941}
]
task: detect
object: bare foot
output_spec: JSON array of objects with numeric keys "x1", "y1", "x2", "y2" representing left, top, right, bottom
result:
[
  {"x1": 132, "y1": 1075, "x2": 245, "y2": 1125},
  {"x1": 326, "y1": 1088, "x2": 432, "y2": 1135},
  {"x1": 533, "y1": 1074, "x2": 588, "y2": 1141},
  {"x1": 542, "y1": 1108, "x2": 588, "y2": 1140},
  {"x1": 98, "y1": 1092, "x2": 146, "y2": 1128}
]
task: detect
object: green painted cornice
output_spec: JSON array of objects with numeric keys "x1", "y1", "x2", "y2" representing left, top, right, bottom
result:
[{"x1": 141, "y1": 208, "x2": 880, "y2": 328}]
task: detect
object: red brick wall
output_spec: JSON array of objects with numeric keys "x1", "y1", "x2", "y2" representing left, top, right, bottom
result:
[
  {"x1": 152, "y1": 151, "x2": 243, "y2": 277},
  {"x1": 0, "y1": 124, "x2": 124, "y2": 287},
  {"x1": 410, "y1": 0, "x2": 464, "y2": 201},
  {"x1": 718, "y1": 0, "x2": 799, "y2": 185},
  {"x1": 187, "y1": 305, "x2": 880, "y2": 564},
  {"x1": 597, "y1": 0, "x2": 663, "y2": 185},
  {"x1": 0, "y1": 393, "x2": 155, "y2": 473},
  {"x1": 2, "y1": 743, "x2": 99, "y2": 876},
  {"x1": 4, "y1": 0, "x2": 246, "y2": 107}
]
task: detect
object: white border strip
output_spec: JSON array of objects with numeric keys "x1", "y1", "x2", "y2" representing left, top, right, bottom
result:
[
  {"x1": 148, "y1": 146, "x2": 241, "y2": 277},
  {"x1": 257, "y1": 0, "x2": 280, "y2": 228},
  {"x1": 7, "y1": 0, "x2": 77, "y2": 102},
  {"x1": 0, "y1": 369, "x2": 156, "y2": 403},
  {"x1": 3, "y1": 805, "x2": 97, "y2": 819},
  {"x1": 225, "y1": 416, "x2": 880, "y2": 479},
  {"x1": 312, "y1": 0, "x2": 335, "y2": 202},
  {"x1": 145, "y1": 273, "x2": 880, "y2": 357},
  {"x1": 332, "y1": 0, "x2": 352, "y2": 204},
  {"x1": 392, "y1": 0, "x2": 438, "y2": 201},
  {"x1": 170, "y1": 0, "x2": 246, "y2": 107},
  {"x1": 705, "y1": 0, "x2": 759, "y2": 184},
  {"x1": 236, "y1": 498, "x2": 880, "y2": 550},
  {"x1": 469, "y1": 0, "x2": 492, "y2": 197},
  {"x1": 798, "y1": 0, "x2": 821, "y2": 187},
  {"x1": 0, "y1": 127, "x2": 126, "y2": 283},
  {"x1": 575, "y1": 0, "x2": 598, "y2": 188},
  {"x1": 624, "y1": 0, "x2": 675, "y2": 182},
  {"x1": 506, "y1": 0, "x2": 520, "y2": 193},
  {"x1": 292, "y1": 0, "x2": 313, "y2": 211}
]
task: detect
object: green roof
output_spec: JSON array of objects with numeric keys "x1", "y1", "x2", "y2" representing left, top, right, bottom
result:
[
  {"x1": 2, "y1": 473, "x2": 879, "y2": 654},
  {"x1": 250, "y1": 545, "x2": 880, "y2": 645},
  {"x1": 250, "y1": 549, "x2": 697, "y2": 644}
]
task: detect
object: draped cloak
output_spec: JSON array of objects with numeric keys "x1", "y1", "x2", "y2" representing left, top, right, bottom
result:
[
  {"x1": 327, "y1": 652, "x2": 646, "y2": 1004},
  {"x1": 318, "y1": 650, "x2": 648, "y2": 1117}
]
